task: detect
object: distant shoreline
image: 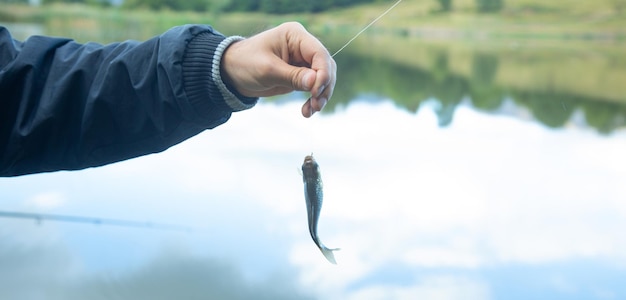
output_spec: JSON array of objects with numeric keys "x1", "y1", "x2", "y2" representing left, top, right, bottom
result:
[{"x1": 1, "y1": 2, "x2": 625, "y2": 41}]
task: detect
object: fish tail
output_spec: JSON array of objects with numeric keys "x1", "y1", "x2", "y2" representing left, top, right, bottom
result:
[{"x1": 320, "y1": 246, "x2": 340, "y2": 265}]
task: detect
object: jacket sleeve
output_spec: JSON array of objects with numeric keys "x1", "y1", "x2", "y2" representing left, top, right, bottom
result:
[{"x1": 0, "y1": 25, "x2": 258, "y2": 177}]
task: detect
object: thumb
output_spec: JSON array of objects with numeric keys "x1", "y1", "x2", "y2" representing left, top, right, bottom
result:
[
  {"x1": 272, "y1": 61, "x2": 316, "y2": 92},
  {"x1": 298, "y1": 69, "x2": 316, "y2": 92}
]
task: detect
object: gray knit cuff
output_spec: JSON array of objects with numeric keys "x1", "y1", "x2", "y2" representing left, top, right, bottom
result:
[{"x1": 212, "y1": 36, "x2": 258, "y2": 112}]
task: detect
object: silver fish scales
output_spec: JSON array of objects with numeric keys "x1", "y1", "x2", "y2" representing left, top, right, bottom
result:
[{"x1": 302, "y1": 154, "x2": 340, "y2": 264}]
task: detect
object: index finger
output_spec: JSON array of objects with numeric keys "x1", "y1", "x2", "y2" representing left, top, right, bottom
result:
[
  {"x1": 301, "y1": 51, "x2": 335, "y2": 117},
  {"x1": 289, "y1": 26, "x2": 336, "y2": 96},
  {"x1": 303, "y1": 45, "x2": 336, "y2": 96}
]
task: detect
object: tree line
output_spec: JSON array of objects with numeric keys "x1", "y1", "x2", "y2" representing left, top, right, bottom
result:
[
  {"x1": 36, "y1": 0, "x2": 392, "y2": 13},
  {"x1": 329, "y1": 49, "x2": 624, "y2": 134},
  {"x1": 224, "y1": 0, "x2": 382, "y2": 14},
  {"x1": 32, "y1": 0, "x2": 506, "y2": 13},
  {"x1": 437, "y1": 0, "x2": 504, "y2": 12}
]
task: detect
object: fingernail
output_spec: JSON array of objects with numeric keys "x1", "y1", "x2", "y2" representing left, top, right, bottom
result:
[
  {"x1": 317, "y1": 84, "x2": 326, "y2": 97},
  {"x1": 303, "y1": 100, "x2": 313, "y2": 118},
  {"x1": 302, "y1": 71, "x2": 314, "y2": 90},
  {"x1": 318, "y1": 97, "x2": 328, "y2": 111}
]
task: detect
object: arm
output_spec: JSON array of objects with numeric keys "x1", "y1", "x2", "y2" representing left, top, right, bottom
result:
[
  {"x1": 0, "y1": 25, "x2": 256, "y2": 176},
  {"x1": 0, "y1": 22, "x2": 336, "y2": 177}
]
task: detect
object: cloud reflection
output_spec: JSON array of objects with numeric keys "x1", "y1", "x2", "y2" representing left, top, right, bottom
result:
[
  {"x1": 1, "y1": 99, "x2": 626, "y2": 299},
  {"x1": 0, "y1": 236, "x2": 313, "y2": 300}
]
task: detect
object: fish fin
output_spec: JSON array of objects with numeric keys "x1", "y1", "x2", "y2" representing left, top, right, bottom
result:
[{"x1": 320, "y1": 246, "x2": 340, "y2": 265}]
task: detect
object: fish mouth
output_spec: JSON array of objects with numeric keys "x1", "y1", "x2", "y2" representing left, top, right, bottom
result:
[{"x1": 302, "y1": 154, "x2": 319, "y2": 175}]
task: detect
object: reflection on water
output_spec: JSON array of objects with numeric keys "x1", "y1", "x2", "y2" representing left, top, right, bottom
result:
[
  {"x1": 3, "y1": 21, "x2": 625, "y2": 135},
  {"x1": 323, "y1": 36, "x2": 626, "y2": 135},
  {"x1": 2, "y1": 99, "x2": 626, "y2": 299},
  {"x1": 2, "y1": 20, "x2": 626, "y2": 300}
]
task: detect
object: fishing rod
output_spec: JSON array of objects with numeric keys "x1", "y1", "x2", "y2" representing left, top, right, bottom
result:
[
  {"x1": 0, "y1": 210, "x2": 195, "y2": 232},
  {"x1": 331, "y1": 0, "x2": 403, "y2": 58}
]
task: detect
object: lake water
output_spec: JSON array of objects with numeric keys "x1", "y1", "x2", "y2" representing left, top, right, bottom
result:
[{"x1": 1, "y1": 20, "x2": 626, "y2": 300}]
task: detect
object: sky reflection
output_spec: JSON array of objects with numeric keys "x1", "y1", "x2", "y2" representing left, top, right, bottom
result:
[{"x1": 1, "y1": 98, "x2": 626, "y2": 299}]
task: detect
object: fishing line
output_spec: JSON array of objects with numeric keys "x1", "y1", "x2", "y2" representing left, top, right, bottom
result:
[{"x1": 331, "y1": 0, "x2": 404, "y2": 57}]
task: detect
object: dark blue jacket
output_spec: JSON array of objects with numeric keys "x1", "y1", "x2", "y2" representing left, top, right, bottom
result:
[{"x1": 0, "y1": 25, "x2": 257, "y2": 177}]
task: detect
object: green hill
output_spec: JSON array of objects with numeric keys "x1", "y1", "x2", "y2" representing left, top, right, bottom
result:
[
  {"x1": 1, "y1": 0, "x2": 625, "y2": 38},
  {"x1": 308, "y1": 0, "x2": 626, "y2": 38}
]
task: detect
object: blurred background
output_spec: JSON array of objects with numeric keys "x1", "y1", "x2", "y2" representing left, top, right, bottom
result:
[{"x1": 1, "y1": 0, "x2": 626, "y2": 299}]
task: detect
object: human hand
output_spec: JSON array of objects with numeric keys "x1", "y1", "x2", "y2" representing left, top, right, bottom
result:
[{"x1": 220, "y1": 22, "x2": 336, "y2": 118}]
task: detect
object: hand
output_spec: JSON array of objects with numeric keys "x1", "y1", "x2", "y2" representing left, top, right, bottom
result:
[{"x1": 220, "y1": 22, "x2": 336, "y2": 118}]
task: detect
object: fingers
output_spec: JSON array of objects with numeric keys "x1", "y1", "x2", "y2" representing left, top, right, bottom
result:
[
  {"x1": 301, "y1": 98, "x2": 313, "y2": 118},
  {"x1": 271, "y1": 22, "x2": 335, "y2": 118},
  {"x1": 300, "y1": 55, "x2": 335, "y2": 118},
  {"x1": 268, "y1": 57, "x2": 316, "y2": 92},
  {"x1": 221, "y1": 22, "x2": 336, "y2": 117},
  {"x1": 272, "y1": 57, "x2": 333, "y2": 118},
  {"x1": 301, "y1": 96, "x2": 329, "y2": 118},
  {"x1": 307, "y1": 50, "x2": 335, "y2": 96}
]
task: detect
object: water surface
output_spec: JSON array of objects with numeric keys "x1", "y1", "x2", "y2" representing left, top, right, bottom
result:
[{"x1": 1, "y1": 20, "x2": 626, "y2": 300}]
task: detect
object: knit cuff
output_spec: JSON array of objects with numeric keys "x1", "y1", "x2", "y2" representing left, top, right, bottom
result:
[
  {"x1": 212, "y1": 36, "x2": 258, "y2": 112},
  {"x1": 182, "y1": 32, "x2": 257, "y2": 119}
]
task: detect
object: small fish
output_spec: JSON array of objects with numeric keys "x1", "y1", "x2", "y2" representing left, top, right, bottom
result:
[{"x1": 302, "y1": 154, "x2": 340, "y2": 264}]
